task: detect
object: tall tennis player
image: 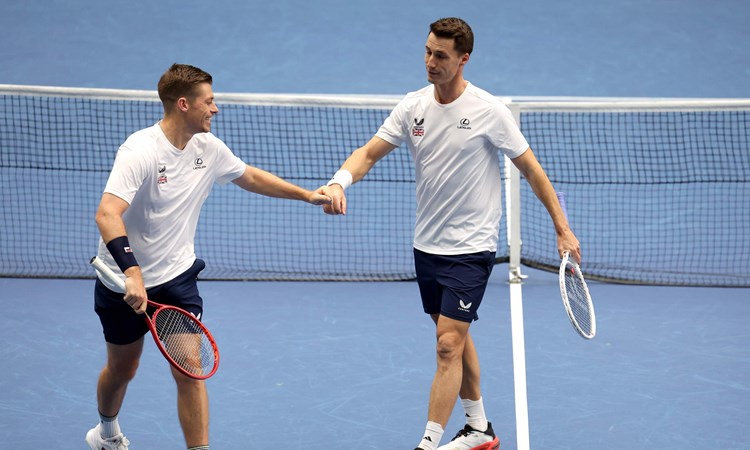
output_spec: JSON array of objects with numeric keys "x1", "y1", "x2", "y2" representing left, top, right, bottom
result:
[{"x1": 321, "y1": 18, "x2": 580, "y2": 450}]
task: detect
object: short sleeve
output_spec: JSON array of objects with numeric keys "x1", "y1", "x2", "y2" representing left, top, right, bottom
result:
[
  {"x1": 213, "y1": 139, "x2": 247, "y2": 185},
  {"x1": 375, "y1": 98, "x2": 410, "y2": 147},
  {"x1": 486, "y1": 103, "x2": 529, "y2": 159},
  {"x1": 103, "y1": 145, "x2": 150, "y2": 204}
]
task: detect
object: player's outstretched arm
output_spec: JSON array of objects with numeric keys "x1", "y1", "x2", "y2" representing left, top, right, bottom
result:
[
  {"x1": 323, "y1": 136, "x2": 397, "y2": 215},
  {"x1": 232, "y1": 166, "x2": 331, "y2": 205}
]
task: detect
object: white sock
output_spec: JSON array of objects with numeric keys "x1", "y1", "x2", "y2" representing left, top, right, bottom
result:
[
  {"x1": 418, "y1": 421, "x2": 444, "y2": 450},
  {"x1": 461, "y1": 397, "x2": 488, "y2": 432},
  {"x1": 98, "y1": 412, "x2": 121, "y2": 438}
]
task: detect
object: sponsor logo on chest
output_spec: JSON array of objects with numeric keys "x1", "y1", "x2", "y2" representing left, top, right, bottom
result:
[
  {"x1": 156, "y1": 157, "x2": 207, "y2": 184},
  {"x1": 411, "y1": 117, "x2": 474, "y2": 137}
]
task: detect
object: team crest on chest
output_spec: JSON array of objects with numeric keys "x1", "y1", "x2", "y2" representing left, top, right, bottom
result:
[
  {"x1": 412, "y1": 118, "x2": 425, "y2": 137},
  {"x1": 157, "y1": 164, "x2": 168, "y2": 184}
]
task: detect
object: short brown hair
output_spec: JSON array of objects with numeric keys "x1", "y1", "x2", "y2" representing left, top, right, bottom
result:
[
  {"x1": 429, "y1": 18, "x2": 474, "y2": 55},
  {"x1": 157, "y1": 63, "x2": 213, "y2": 108}
]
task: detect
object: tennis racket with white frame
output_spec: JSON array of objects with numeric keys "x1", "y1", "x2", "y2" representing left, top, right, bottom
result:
[
  {"x1": 90, "y1": 256, "x2": 220, "y2": 379},
  {"x1": 556, "y1": 192, "x2": 596, "y2": 339}
]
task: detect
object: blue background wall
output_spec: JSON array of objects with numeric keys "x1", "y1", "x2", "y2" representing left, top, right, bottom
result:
[{"x1": 2, "y1": 0, "x2": 748, "y2": 97}]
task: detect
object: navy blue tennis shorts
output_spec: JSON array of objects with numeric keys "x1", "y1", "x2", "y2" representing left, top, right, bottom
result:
[
  {"x1": 414, "y1": 248, "x2": 495, "y2": 323},
  {"x1": 94, "y1": 258, "x2": 206, "y2": 345}
]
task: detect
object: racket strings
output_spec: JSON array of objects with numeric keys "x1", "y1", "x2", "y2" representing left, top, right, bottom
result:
[
  {"x1": 153, "y1": 309, "x2": 215, "y2": 376},
  {"x1": 564, "y1": 265, "x2": 594, "y2": 336}
]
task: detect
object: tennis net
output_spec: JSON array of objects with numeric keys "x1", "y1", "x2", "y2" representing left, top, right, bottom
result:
[
  {"x1": 515, "y1": 100, "x2": 750, "y2": 286},
  {"x1": 1, "y1": 85, "x2": 748, "y2": 285}
]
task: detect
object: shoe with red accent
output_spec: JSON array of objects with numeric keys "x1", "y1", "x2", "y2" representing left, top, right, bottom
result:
[{"x1": 437, "y1": 422, "x2": 500, "y2": 450}]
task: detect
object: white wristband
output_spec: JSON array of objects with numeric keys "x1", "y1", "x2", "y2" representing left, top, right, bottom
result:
[{"x1": 326, "y1": 169, "x2": 353, "y2": 191}]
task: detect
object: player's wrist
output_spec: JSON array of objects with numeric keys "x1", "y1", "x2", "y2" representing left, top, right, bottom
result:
[
  {"x1": 327, "y1": 169, "x2": 352, "y2": 191},
  {"x1": 106, "y1": 236, "x2": 139, "y2": 272},
  {"x1": 123, "y1": 264, "x2": 143, "y2": 280}
]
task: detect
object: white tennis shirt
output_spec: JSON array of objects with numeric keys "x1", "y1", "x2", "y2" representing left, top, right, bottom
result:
[
  {"x1": 96, "y1": 123, "x2": 246, "y2": 290},
  {"x1": 375, "y1": 83, "x2": 529, "y2": 255}
]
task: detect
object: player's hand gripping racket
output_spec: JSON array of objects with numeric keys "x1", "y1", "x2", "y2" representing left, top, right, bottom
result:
[
  {"x1": 90, "y1": 256, "x2": 220, "y2": 379},
  {"x1": 556, "y1": 192, "x2": 597, "y2": 339}
]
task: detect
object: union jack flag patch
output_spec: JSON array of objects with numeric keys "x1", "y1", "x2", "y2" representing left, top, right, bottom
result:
[{"x1": 412, "y1": 118, "x2": 425, "y2": 136}]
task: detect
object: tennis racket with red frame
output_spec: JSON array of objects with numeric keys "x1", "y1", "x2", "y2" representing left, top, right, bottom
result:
[
  {"x1": 90, "y1": 256, "x2": 220, "y2": 379},
  {"x1": 556, "y1": 192, "x2": 597, "y2": 339}
]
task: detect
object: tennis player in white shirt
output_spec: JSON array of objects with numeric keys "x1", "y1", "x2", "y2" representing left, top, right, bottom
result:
[
  {"x1": 322, "y1": 18, "x2": 580, "y2": 450},
  {"x1": 87, "y1": 63, "x2": 331, "y2": 450}
]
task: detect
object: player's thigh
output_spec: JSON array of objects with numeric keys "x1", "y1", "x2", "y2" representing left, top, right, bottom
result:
[
  {"x1": 148, "y1": 258, "x2": 206, "y2": 318},
  {"x1": 415, "y1": 248, "x2": 445, "y2": 315},
  {"x1": 414, "y1": 249, "x2": 495, "y2": 323},
  {"x1": 94, "y1": 279, "x2": 149, "y2": 345}
]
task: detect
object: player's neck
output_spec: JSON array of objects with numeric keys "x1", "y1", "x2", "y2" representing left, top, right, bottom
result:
[
  {"x1": 159, "y1": 117, "x2": 194, "y2": 150},
  {"x1": 433, "y1": 78, "x2": 468, "y2": 105}
]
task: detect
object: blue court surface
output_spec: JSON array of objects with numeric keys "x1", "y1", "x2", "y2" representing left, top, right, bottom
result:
[
  {"x1": 1, "y1": 1, "x2": 749, "y2": 449},
  {"x1": 1, "y1": 267, "x2": 749, "y2": 449}
]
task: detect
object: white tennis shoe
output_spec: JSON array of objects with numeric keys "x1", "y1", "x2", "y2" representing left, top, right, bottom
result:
[
  {"x1": 85, "y1": 424, "x2": 130, "y2": 450},
  {"x1": 437, "y1": 422, "x2": 500, "y2": 450}
]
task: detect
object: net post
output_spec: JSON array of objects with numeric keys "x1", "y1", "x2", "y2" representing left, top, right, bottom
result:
[{"x1": 505, "y1": 102, "x2": 531, "y2": 450}]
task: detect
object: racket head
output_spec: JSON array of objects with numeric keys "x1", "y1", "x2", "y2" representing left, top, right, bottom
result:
[
  {"x1": 559, "y1": 251, "x2": 597, "y2": 339},
  {"x1": 146, "y1": 301, "x2": 220, "y2": 380},
  {"x1": 91, "y1": 256, "x2": 220, "y2": 379}
]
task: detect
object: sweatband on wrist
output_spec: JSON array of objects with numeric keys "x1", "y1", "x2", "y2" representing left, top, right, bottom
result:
[
  {"x1": 106, "y1": 236, "x2": 139, "y2": 272},
  {"x1": 326, "y1": 169, "x2": 353, "y2": 191}
]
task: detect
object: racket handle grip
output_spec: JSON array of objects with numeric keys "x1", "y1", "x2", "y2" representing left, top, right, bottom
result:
[
  {"x1": 90, "y1": 256, "x2": 126, "y2": 291},
  {"x1": 556, "y1": 191, "x2": 568, "y2": 220}
]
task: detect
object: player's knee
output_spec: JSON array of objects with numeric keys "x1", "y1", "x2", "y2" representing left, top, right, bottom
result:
[
  {"x1": 173, "y1": 377, "x2": 206, "y2": 397},
  {"x1": 435, "y1": 333, "x2": 465, "y2": 361},
  {"x1": 171, "y1": 368, "x2": 204, "y2": 387},
  {"x1": 106, "y1": 359, "x2": 139, "y2": 381}
]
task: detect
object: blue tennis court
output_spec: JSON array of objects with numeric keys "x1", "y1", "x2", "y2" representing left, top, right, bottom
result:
[
  {"x1": 1, "y1": 1, "x2": 749, "y2": 449},
  {"x1": 2, "y1": 267, "x2": 749, "y2": 449}
]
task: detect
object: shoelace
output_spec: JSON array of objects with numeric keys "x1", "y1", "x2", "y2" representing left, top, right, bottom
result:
[
  {"x1": 105, "y1": 434, "x2": 130, "y2": 449},
  {"x1": 452, "y1": 426, "x2": 473, "y2": 440}
]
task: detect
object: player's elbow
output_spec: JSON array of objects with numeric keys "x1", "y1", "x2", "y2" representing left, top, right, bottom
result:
[
  {"x1": 94, "y1": 208, "x2": 107, "y2": 227},
  {"x1": 94, "y1": 207, "x2": 119, "y2": 230},
  {"x1": 231, "y1": 165, "x2": 259, "y2": 192}
]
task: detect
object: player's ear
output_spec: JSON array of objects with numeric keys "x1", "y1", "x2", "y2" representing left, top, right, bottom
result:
[
  {"x1": 460, "y1": 52, "x2": 470, "y2": 66},
  {"x1": 177, "y1": 97, "x2": 189, "y2": 112}
]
